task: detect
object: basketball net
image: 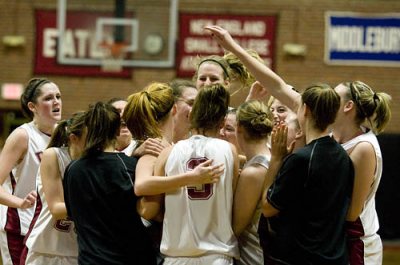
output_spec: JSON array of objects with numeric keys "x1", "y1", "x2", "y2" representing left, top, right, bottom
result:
[{"x1": 99, "y1": 42, "x2": 126, "y2": 72}]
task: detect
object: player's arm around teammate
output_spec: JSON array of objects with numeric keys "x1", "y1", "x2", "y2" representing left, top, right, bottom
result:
[{"x1": 137, "y1": 145, "x2": 225, "y2": 220}]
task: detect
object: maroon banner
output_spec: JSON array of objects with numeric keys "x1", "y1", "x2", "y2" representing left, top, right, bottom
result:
[
  {"x1": 34, "y1": 10, "x2": 131, "y2": 78},
  {"x1": 177, "y1": 13, "x2": 277, "y2": 77}
]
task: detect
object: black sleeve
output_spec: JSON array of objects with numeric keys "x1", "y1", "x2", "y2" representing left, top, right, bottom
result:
[
  {"x1": 114, "y1": 154, "x2": 137, "y2": 191},
  {"x1": 267, "y1": 153, "x2": 307, "y2": 211},
  {"x1": 63, "y1": 161, "x2": 75, "y2": 220}
]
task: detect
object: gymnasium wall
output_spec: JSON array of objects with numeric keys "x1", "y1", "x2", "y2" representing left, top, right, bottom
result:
[{"x1": 0, "y1": 0, "x2": 398, "y2": 132}]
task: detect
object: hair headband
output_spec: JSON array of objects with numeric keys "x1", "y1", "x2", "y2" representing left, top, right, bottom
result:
[
  {"x1": 27, "y1": 79, "x2": 49, "y2": 101},
  {"x1": 199, "y1": 58, "x2": 230, "y2": 79}
]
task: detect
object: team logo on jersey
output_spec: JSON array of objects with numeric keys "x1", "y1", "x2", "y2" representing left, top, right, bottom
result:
[{"x1": 54, "y1": 218, "x2": 73, "y2": 233}]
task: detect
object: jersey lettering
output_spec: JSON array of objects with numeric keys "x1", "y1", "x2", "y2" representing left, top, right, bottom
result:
[
  {"x1": 186, "y1": 157, "x2": 213, "y2": 200},
  {"x1": 54, "y1": 218, "x2": 72, "y2": 232}
]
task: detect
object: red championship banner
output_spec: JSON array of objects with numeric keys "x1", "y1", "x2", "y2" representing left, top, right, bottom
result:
[
  {"x1": 177, "y1": 13, "x2": 277, "y2": 77},
  {"x1": 34, "y1": 10, "x2": 131, "y2": 78}
]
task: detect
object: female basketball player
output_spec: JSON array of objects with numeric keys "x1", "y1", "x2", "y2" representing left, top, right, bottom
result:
[
  {"x1": 108, "y1": 98, "x2": 137, "y2": 155},
  {"x1": 220, "y1": 108, "x2": 240, "y2": 150},
  {"x1": 122, "y1": 82, "x2": 223, "y2": 197},
  {"x1": 63, "y1": 102, "x2": 157, "y2": 265},
  {"x1": 193, "y1": 55, "x2": 231, "y2": 90},
  {"x1": 0, "y1": 78, "x2": 62, "y2": 265},
  {"x1": 122, "y1": 82, "x2": 223, "y2": 265},
  {"x1": 21, "y1": 112, "x2": 86, "y2": 265},
  {"x1": 233, "y1": 100, "x2": 273, "y2": 265},
  {"x1": 151, "y1": 84, "x2": 240, "y2": 265},
  {"x1": 332, "y1": 81, "x2": 391, "y2": 265},
  {"x1": 268, "y1": 97, "x2": 295, "y2": 126},
  {"x1": 265, "y1": 84, "x2": 354, "y2": 264},
  {"x1": 108, "y1": 97, "x2": 165, "y2": 157},
  {"x1": 193, "y1": 53, "x2": 258, "y2": 97},
  {"x1": 169, "y1": 79, "x2": 198, "y2": 143}
]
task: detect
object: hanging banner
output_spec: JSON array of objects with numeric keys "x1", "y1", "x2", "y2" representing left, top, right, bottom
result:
[
  {"x1": 325, "y1": 12, "x2": 400, "y2": 67},
  {"x1": 177, "y1": 13, "x2": 277, "y2": 77},
  {"x1": 34, "y1": 10, "x2": 132, "y2": 78}
]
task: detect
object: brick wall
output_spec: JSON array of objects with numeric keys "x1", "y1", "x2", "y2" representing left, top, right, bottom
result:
[{"x1": 0, "y1": 0, "x2": 399, "y2": 133}]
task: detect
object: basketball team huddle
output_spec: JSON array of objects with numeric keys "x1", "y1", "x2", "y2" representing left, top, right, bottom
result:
[{"x1": 0, "y1": 26, "x2": 392, "y2": 265}]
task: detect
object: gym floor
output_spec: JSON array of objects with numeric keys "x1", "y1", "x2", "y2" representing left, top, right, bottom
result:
[
  {"x1": 0, "y1": 241, "x2": 399, "y2": 264},
  {"x1": 383, "y1": 240, "x2": 400, "y2": 265}
]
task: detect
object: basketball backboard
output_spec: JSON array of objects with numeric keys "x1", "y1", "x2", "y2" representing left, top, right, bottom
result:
[{"x1": 56, "y1": 0, "x2": 178, "y2": 68}]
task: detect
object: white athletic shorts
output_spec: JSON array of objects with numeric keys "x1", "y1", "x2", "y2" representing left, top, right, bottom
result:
[
  {"x1": 0, "y1": 230, "x2": 13, "y2": 265},
  {"x1": 25, "y1": 251, "x2": 78, "y2": 265},
  {"x1": 163, "y1": 254, "x2": 233, "y2": 265}
]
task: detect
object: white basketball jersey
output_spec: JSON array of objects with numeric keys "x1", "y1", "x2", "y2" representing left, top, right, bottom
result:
[
  {"x1": 237, "y1": 155, "x2": 269, "y2": 265},
  {"x1": 341, "y1": 130, "x2": 382, "y2": 236},
  {"x1": 25, "y1": 147, "x2": 78, "y2": 257},
  {"x1": 121, "y1": 140, "x2": 138, "y2": 156},
  {"x1": 161, "y1": 135, "x2": 239, "y2": 259},
  {"x1": 0, "y1": 122, "x2": 50, "y2": 235}
]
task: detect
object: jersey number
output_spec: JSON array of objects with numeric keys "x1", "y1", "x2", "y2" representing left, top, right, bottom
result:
[
  {"x1": 54, "y1": 218, "x2": 72, "y2": 232},
  {"x1": 186, "y1": 158, "x2": 213, "y2": 200}
]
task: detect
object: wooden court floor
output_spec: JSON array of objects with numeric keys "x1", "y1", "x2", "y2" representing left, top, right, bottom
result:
[
  {"x1": 0, "y1": 241, "x2": 399, "y2": 264},
  {"x1": 383, "y1": 240, "x2": 400, "y2": 265}
]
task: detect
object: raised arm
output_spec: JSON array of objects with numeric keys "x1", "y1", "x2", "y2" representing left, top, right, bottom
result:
[
  {"x1": 205, "y1": 25, "x2": 301, "y2": 112},
  {"x1": 40, "y1": 148, "x2": 67, "y2": 220},
  {"x1": 0, "y1": 128, "x2": 37, "y2": 209},
  {"x1": 134, "y1": 147, "x2": 224, "y2": 196},
  {"x1": 245, "y1": 81, "x2": 269, "y2": 102}
]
